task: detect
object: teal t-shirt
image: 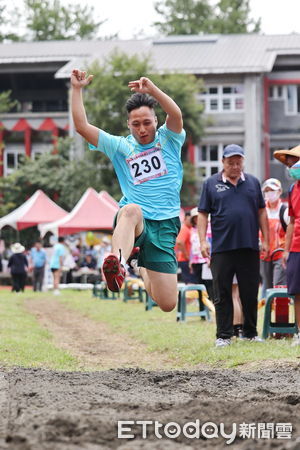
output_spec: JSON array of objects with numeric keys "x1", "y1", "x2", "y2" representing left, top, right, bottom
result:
[
  {"x1": 50, "y1": 243, "x2": 65, "y2": 269},
  {"x1": 89, "y1": 124, "x2": 186, "y2": 220}
]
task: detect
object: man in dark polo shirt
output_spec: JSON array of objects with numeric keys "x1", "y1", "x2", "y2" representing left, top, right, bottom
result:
[{"x1": 198, "y1": 144, "x2": 269, "y2": 347}]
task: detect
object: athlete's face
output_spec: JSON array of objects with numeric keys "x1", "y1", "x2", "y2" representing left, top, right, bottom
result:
[{"x1": 127, "y1": 106, "x2": 158, "y2": 145}]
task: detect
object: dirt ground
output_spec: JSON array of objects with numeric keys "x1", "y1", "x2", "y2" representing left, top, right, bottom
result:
[{"x1": 0, "y1": 296, "x2": 299, "y2": 449}]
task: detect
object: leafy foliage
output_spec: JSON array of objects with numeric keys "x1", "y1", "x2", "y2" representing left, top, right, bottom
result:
[
  {"x1": 23, "y1": 0, "x2": 104, "y2": 41},
  {"x1": 0, "y1": 0, "x2": 106, "y2": 42},
  {"x1": 0, "y1": 91, "x2": 18, "y2": 114},
  {"x1": 0, "y1": 137, "x2": 122, "y2": 217},
  {"x1": 181, "y1": 161, "x2": 198, "y2": 207},
  {"x1": 154, "y1": 0, "x2": 261, "y2": 35},
  {"x1": 0, "y1": 0, "x2": 21, "y2": 42},
  {"x1": 154, "y1": 0, "x2": 213, "y2": 35},
  {"x1": 212, "y1": 0, "x2": 261, "y2": 33}
]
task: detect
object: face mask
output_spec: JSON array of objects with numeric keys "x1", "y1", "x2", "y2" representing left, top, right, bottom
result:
[
  {"x1": 264, "y1": 191, "x2": 280, "y2": 203},
  {"x1": 289, "y1": 166, "x2": 300, "y2": 180}
]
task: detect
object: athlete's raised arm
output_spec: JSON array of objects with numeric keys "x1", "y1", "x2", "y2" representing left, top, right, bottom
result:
[
  {"x1": 128, "y1": 77, "x2": 183, "y2": 134},
  {"x1": 71, "y1": 69, "x2": 99, "y2": 147}
]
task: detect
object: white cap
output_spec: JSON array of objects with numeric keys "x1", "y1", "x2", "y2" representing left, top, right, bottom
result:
[
  {"x1": 262, "y1": 178, "x2": 282, "y2": 191},
  {"x1": 11, "y1": 242, "x2": 25, "y2": 253},
  {"x1": 190, "y1": 207, "x2": 198, "y2": 218}
]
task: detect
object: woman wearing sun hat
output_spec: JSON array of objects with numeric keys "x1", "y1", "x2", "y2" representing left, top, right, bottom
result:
[
  {"x1": 278, "y1": 160, "x2": 300, "y2": 346},
  {"x1": 8, "y1": 243, "x2": 28, "y2": 292},
  {"x1": 273, "y1": 145, "x2": 300, "y2": 168}
]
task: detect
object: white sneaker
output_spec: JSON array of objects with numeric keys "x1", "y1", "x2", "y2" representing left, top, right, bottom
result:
[
  {"x1": 128, "y1": 259, "x2": 140, "y2": 276},
  {"x1": 215, "y1": 338, "x2": 231, "y2": 348},
  {"x1": 53, "y1": 289, "x2": 61, "y2": 296},
  {"x1": 291, "y1": 333, "x2": 300, "y2": 347},
  {"x1": 243, "y1": 336, "x2": 265, "y2": 343}
]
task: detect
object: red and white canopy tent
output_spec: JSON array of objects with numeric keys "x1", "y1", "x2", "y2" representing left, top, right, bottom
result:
[
  {"x1": 39, "y1": 188, "x2": 119, "y2": 237},
  {"x1": 0, "y1": 189, "x2": 68, "y2": 231},
  {"x1": 98, "y1": 190, "x2": 119, "y2": 209}
]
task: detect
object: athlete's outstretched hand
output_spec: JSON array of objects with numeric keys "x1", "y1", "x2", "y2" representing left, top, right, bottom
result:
[
  {"x1": 71, "y1": 69, "x2": 94, "y2": 88},
  {"x1": 128, "y1": 77, "x2": 156, "y2": 95}
]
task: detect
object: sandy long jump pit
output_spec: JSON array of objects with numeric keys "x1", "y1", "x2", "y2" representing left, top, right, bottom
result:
[
  {"x1": 0, "y1": 364, "x2": 299, "y2": 449},
  {"x1": 0, "y1": 296, "x2": 298, "y2": 449}
]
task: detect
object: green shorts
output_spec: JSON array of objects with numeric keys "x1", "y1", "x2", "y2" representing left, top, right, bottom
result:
[{"x1": 134, "y1": 217, "x2": 181, "y2": 274}]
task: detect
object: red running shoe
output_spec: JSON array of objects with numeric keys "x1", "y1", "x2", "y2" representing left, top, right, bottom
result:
[{"x1": 102, "y1": 254, "x2": 126, "y2": 292}]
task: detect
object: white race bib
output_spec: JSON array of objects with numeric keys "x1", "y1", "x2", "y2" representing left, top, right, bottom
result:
[{"x1": 126, "y1": 147, "x2": 168, "y2": 185}]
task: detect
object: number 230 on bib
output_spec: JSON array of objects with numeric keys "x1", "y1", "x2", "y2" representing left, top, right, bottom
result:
[{"x1": 126, "y1": 147, "x2": 168, "y2": 185}]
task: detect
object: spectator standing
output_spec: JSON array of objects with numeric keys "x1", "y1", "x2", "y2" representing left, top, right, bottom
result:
[
  {"x1": 176, "y1": 211, "x2": 193, "y2": 283},
  {"x1": 50, "y1": 237, "x2": 66, "y2": 295},
  {"x1": 260, "y1": 178, "x2": 289, "y2": 290},
  {"x1": 273, "y1": 146, "x2": 300, "y2": 169},
  {"x1": 274, "y1": 148, "x2": 300, "y2": 346},
  {"x1": 189, "y1": 207, "x2": 214, "y2": 299},
  {"x1": 8, "y1": 243, "x2": 28, "y2": 292},
  {"x1": 198, "y1": 144, "x2": 269, "y2": 347},
  {"x1": 191, "y1": 207, "x2": 244, "y2": 336},
  {"x1": 30, "y1": 240, "x2": 47, "y2": 291}
]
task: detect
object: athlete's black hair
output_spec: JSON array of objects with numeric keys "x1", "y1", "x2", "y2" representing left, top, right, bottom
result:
[{"x1": 125, "y1": 93, "x2": 157, "y2": 114}]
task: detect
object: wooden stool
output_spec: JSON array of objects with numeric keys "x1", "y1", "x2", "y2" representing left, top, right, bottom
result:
[
  {"x1": 176, "y1": 284, "x2": 211, "y2": 322},
  {"x1": 262, "y1": 288, "x2": 298, "y2": 339}
]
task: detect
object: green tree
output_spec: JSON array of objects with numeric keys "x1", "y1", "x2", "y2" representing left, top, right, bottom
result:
[
  {"x1": 154, "y1": 0, "x2": 260, "y2": 35},
  {"x1": 0, "y1": 137, "x2": 121, "y2": 217},
  {"x1": 154, "y1": 0, "x2": 213, "y2": 35},
  {"x1": 23, "y1": 0, "x2": 105, "y2": 41},
  {"x1": 0, "y1": 0, "x2": 20, "y2": 42},
  {"x1": 212, "y1": 0, "x2": 261, "y2": 33},
  {"x1": 0, "y1": 91, "x2": 18, "y2": 114}
]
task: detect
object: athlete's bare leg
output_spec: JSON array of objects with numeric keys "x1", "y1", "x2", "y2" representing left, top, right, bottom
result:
[
  {"x1": 111, "y1": 203, "x2": 144, "y2": 261},
  {"x1": 109, "y1": 203, "x2": 178, "y2": 310},
  {"x1": 140, "y1": 268, "x2": 178, "y2": 312}
]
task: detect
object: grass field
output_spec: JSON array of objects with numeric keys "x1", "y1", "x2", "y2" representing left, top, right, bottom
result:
[
  {"x1": 0, "y1": 289, "x2": 298, "y2": 370},
  {"x1": 0, "y1": 291, "x2": 78, "y2": 370}
]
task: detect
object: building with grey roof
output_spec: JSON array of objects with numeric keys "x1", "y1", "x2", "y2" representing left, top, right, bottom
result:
[{"x1": 1, "y1": 33, "x2": 300, "y2": 193}]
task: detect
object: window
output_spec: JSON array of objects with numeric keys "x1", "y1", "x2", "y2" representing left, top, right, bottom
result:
[
  {"x1": 200, "y1": 84, "x2": 244, "y2": 113},
  {"x1": 32, "y1": 143, "x2": 53, "y2": 159},
  {"x1": 210, "y1": 99, "x2": 218, "y2": 110},
  {"x1": 268, "y1": 85, "x2": 285, "y2": 100},
  {"x1": 209, "y1": 145, "x2": 218, "y2": 161},
  {"x1": 222, "y1": 99, "x2": 231, "y2": 110},
  {"x1": 284, "y1": 85, "x2": 300, "y2": 115},
  {"x1": 196, "y1": 144, "x2": 224, "y2": 179},
  {"x1": 269, "y1": 84, "x2": 300, "y2": 115},
  {"x1": 235, "y1": 98, "x2": 244, "y2": 110},
  {"x1": 4, "y1": 147, "x2": 24, "y2": 176}
]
